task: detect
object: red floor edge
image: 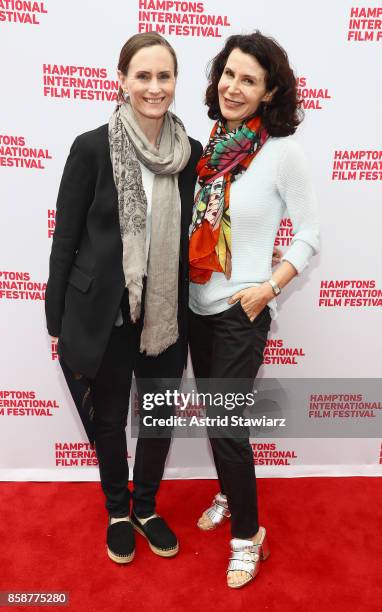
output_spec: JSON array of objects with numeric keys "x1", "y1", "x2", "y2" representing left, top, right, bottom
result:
[{"x1": 0, "y1": 477, "x2": 381, "y2": 611}]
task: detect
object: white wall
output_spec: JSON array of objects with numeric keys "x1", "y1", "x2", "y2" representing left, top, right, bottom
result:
[{"x1": 0, "y1": 0, "x2": 381, "y2": 480}]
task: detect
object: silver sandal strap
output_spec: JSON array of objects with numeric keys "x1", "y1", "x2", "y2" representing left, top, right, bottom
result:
[
  {"x1": 205, "y1": 496, "x2": 231, "y2": 525},
  {"x1": 214, "y1": 493, "x2": 229, "y2": 510},
  {"x1": 227, "y1": 558, "x2": 258, "y2": 577},
  {"x1": 227, "y1": 539, "x2": 261, "y2": 577}
]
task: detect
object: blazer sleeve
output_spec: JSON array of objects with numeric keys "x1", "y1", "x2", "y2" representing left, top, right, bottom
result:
[{"x1": 45, "y1": 136, "x2": 95, "y2": 337}]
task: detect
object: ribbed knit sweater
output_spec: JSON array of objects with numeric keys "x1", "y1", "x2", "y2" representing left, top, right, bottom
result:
[{"x1": 189, "y1": 136, "x2": 320, "y2": 318}]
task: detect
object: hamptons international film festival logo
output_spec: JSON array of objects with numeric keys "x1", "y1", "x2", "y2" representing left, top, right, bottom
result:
[
  {"x1": 137, "y1": 0, "x2": 230, "y2": 37},
  {"x1": 275, "y1": 217, "x2": 293, "y2": 247},
  {"x1": 296, "y1": 77, "x2": 331, "y2": 111},
  {"x1": 332, "y1": 150, "x2": 382, "y2": 181},
  {"x1": 0, "y1": 0, "x2": 47, "y2": 25},
  {"x1": 54, "y1": 443, "x2": 132, "y2": 467},
  {"x1": 42, "y1": 65, "x2": 119, "y2": 102},
  {"x1": 0, "y1": 271, "x2": 46, "y2": 301},
  {"x1": 0, "y1": 389, "x2": 59, "y2": 416},
  {"x1": 0, "y1": 134, "x2": 52, "y2": 170},
  {"x1": 318, "y1": 280, "x2": 382, "y2": 308},
  {"x1": 51, "y1": 338, "x2": 58, "y2": 361},
  {"x1": 347, "y1": 6, "x2": 382, "y2": 41},
  {"x1": 308, "y1": 393, "x2": 382, "y2": 419},
  {"x1": 263, "y1": 339, "x2": 305, "y2": 366},
  {"x1": 251, "y1": 442, "x2": 298, "y2": 466},
  {"x1": 47, "y1": 209, "x2": 55, "y2": 238}
]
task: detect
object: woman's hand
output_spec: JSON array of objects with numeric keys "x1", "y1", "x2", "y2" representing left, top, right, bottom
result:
[
  {"x1": 51, "y1": 336, "x2": 58, "y2": 342},
  {"x1": 272, "y1": 246, "x2": 282, "y2": 267},
  {"x1": 228, "y1": 284, "x2": 274, "y2": 322}
]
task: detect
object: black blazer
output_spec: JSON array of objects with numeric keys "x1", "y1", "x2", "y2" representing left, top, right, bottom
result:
[{"x1": 45, "y1": 124, "x2": 202, "y2": 379}]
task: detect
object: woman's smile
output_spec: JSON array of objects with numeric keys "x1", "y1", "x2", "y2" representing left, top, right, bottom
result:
[
  {"x1": 222, "y1": 97, "x2": 244, "y2": 108},
  {"x1": 143, "y1": 97, "x2": 166, "y2": 104}
]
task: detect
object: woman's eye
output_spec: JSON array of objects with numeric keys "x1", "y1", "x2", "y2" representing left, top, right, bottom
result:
[
  {"x1": 137, "y1": 74, "x2": 149, "y2": 80},
  {"x1": 244, "y1": 78, "x2": 254, "y2": 85},
  {"x1": 159, "y1": 74, "x2": 170, "y2": 80}
]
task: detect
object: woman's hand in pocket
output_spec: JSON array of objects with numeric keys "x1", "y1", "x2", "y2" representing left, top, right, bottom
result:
[{"x1": 228, "y1": 284, "x2": 273, "y2": 322}]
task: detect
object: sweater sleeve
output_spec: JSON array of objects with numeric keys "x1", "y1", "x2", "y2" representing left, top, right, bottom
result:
[{"x1": 276, "y1": 139, "x2": 320, "y2": 274}]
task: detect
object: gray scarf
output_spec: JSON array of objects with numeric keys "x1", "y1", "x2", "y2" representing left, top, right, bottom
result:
[{"x1": 108, "y1": 102, "x2": 191, "y2": 355}]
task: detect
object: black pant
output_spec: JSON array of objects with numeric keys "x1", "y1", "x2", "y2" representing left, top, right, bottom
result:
[
  {"x1": 189, "y1": 301, "x2": 271, "y2": 539},
  {"x1": 90, "y1": 290, "x2": 183, "y2": 518}
]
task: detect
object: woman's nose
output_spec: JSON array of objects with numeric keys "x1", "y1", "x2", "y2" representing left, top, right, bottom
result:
[
  {"x1": 227, "y1": 79, "x2": 240, "y2": 94},
  {"x1": 148, "y1": 79, "x2": 161, "y2": 93}
]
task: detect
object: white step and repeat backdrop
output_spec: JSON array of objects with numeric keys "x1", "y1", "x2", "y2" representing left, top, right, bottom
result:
[{"x1": 0, "y1": 0, "x2": 381, "y2": 480}]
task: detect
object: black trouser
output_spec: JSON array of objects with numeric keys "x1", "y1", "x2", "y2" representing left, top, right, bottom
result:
[
  {"x1": 189, "y1": 301, "x2": 271, "y2": 539},
  {"x1": 90, "y1": 290, "x2": 183, "y2": 518}
]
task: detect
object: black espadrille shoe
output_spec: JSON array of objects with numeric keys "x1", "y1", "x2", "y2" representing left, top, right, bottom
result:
[
  {"x1": 131, "y1": 512, "x2": 179, "y2": 557},
  {"x1": 106, "y1": 517, "x2": 135, "y2": 564}
]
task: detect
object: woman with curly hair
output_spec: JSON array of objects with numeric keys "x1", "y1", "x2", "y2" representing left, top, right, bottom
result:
[{"x1": 189, "y1": 31, "x2": 320, "y2": 588}]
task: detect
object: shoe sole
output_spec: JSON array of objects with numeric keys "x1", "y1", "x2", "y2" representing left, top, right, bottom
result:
[
  {"x1": 132, "y1": 523, "x2": 179, "y2": 557},
  {"x1": 107, "y1": 547, "x2": 135, "y2": 564},
  {"x1": 227, "y1": 575, "x2": 256, "y2": 589}
]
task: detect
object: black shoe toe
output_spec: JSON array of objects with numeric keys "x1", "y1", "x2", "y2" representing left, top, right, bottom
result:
[
  {"x1": 107, "y1": 519, "x2": 135, "y2": 564},
  {"x1": 131, "y1": 513, "x2": 178, "y2": 557}
]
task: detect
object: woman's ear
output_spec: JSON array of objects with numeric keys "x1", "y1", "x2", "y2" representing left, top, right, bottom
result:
[{"x1": 117, "y1": 69, "x2": 127, "y2": 92}]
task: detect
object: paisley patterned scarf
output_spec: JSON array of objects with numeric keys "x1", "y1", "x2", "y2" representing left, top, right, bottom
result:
[
  {"x1": 189, "y1": 116, "x2": 268, "y2": 284},
  {"x1": 109, "y1": 101, "x2": 191, "y2": 355}
]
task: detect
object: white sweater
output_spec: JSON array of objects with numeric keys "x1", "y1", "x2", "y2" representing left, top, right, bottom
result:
[{"x1": 189, "y1": 136, "x2": 320, "y2": 318}]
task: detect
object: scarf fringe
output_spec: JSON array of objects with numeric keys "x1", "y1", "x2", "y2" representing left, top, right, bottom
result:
[{"x1": 140, "y1": 331, "x2": 179, "y2": 356}]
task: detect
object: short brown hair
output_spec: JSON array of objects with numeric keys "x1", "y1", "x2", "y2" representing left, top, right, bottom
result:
[
  {"x1": 117, "y1": 32, "x2": 178, "y2": 103},
  {"x1": 205, "y1": 31, "x2": 303, "y2": 136}
]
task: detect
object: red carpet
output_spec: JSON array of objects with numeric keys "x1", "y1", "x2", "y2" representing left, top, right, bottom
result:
[{"x1": 0, "y1": 478, "x2": 381, "y2": 611}]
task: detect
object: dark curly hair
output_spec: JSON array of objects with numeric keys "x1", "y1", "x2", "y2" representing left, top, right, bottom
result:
[{"x1": 205, "y1": 31, "x2": 303, "y2": 136}]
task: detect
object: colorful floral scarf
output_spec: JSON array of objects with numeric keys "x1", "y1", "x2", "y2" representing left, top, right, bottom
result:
[{"x1": 189, "y1": 116, "x2": 268, "y2": 284}]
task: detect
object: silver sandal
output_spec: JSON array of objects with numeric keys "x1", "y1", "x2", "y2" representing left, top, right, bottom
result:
[
  {"x1": 226, "y1": 526, "x2": 270, "y2": 589},
  {"x1": 197, "y1": 492, "x2": 231, "y2": 531}
]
